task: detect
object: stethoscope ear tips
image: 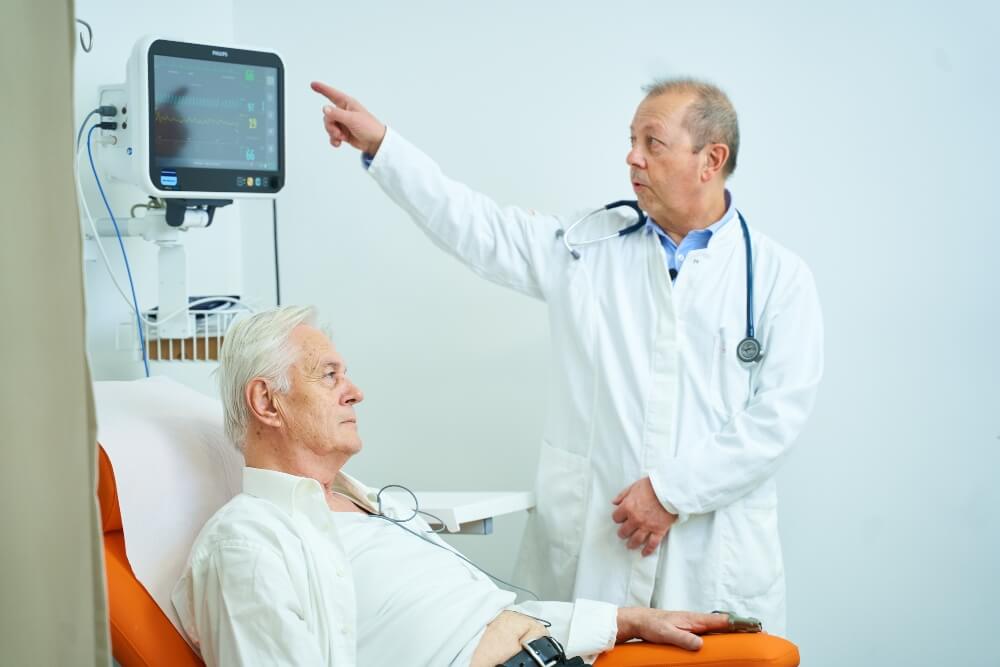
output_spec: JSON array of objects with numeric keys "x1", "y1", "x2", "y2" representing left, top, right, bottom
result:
[{"x1": 556, "y1": 228, "x2": 582, "y2": 259}]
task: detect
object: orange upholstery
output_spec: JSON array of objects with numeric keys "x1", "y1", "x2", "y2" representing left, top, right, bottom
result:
[
  {"x1": 97, "y1": 444, "x2": 797, "y2": 666},
  {"x1": 98, "y1": 445, "x2": 204, "y2": 667},
  {"x1": 593, "y1": 635, "x2": 799, "y2": 666}
]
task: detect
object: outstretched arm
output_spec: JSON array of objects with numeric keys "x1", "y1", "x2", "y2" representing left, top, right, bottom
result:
[{"x1": 310, "y1": 81, "x2": 569, "y2": 300}]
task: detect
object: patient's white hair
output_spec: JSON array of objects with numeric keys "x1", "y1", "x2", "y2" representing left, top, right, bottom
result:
[{"x1": 218, "y1": 305, "x2": 317, "y2": 451}]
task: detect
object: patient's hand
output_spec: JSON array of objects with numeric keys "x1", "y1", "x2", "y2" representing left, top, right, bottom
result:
[
  {"x1": 611, "y1": 477, "x2": 677, "y2": 557},
  {"x1": 311, "y1": 82, "x2": 387, "y2": 156},
  {"x1": 616, "y1": 609, "x2": 731, "y2": 650}
]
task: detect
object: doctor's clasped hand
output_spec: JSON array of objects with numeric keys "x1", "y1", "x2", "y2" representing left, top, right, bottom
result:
[{"x1": 612, "y1": 477, "x2": 677, "y2": 557}]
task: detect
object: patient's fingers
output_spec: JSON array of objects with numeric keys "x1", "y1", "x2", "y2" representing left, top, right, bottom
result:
[
  {"x1": 667, "y1": 627, "x2": 702, "y2": 651},
  {"x1": 676, "y1": 612, "x2": 732, "y2": 634},
  {"x1": 645, "y1": 618, "x2": 703, "y2": 651}
]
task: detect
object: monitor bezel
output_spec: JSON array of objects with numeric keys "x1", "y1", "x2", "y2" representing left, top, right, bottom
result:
[{"x1": 146, "y1": 39, "x2": 285, "y2": 195}]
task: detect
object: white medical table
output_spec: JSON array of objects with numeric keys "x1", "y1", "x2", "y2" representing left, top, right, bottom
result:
[{"x1": 393, "y1": 491, "x2": 536, "y2": 534}]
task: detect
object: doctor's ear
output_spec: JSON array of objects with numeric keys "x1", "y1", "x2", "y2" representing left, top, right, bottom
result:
[
  {"x1": 246, "y1": 378, "x2": 283, "y2": 428},
  {"x1": 700, "y1": 143, "x2": 730, "y2": 182}
]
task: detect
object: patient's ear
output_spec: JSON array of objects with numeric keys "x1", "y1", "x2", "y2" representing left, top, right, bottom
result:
[{"x1": 247, "y1": 378, "x2": 282, "y2": 428}]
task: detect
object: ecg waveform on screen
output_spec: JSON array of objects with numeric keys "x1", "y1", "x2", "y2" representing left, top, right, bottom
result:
[
  {"x1": 155, "y1": 110, "x2": 241, "y2": 129},
  {"x1": 156, "y1": 94, "x2": 246, "y2": 110}
]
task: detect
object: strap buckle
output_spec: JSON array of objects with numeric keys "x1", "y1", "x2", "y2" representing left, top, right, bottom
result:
[{"x1": 520, "y1": 635, "x2": 566, "y2": 667}]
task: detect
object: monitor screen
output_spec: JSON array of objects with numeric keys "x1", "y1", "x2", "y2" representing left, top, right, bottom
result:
[{"x1": 147, "y1": 40, "x2": 284, "y2": 194}]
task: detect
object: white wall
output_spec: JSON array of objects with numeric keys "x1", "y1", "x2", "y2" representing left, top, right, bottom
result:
[
  {"x1": 162, "y1": 2, "x2": 996, "y2": 665},
  {"x1": 74, "y1": 0, "x2": 278, "y2": 394}
]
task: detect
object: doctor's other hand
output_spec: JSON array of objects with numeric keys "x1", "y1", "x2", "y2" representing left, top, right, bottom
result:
[
  {"x1": 612, "y1": 477, "x2": 677, "y2": 557},
  {"x1": 310, "y1": 82, "x2": 386, "y2": 156},
  {"x1": 616, "y1": 609, "x2": 730, "y2": 651}
]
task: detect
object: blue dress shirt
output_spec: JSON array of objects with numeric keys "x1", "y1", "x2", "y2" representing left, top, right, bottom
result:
[{"x1": 646, "y1": 191, "x2": 735, "y2": 280}]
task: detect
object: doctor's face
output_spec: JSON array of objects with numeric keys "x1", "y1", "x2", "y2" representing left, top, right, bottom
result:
[
  {"x1": 626, "y1": 92, "x2": 705, "y2": 225},
  {"x1": 276, "y1": 325, "x2": 365, "y2": 459}
]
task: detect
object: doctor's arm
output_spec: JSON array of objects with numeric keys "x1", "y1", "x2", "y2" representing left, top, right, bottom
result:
[
  {"x1": 649, "y1": 262, "x2": 825, "y2": 518},
  {"x1": 173, "y1": 543, "x2": 325, "y2": 667},
  {"x1": 312, "y1": 81, "x2": 565, "y2": 300}
]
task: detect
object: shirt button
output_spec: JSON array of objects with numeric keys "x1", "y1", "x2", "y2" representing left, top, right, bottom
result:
[
  {"x1": 336, "y1": 568, "x2": 345, "y2": 577},
  {"x1": 341, "y1": 625, "x2": 351, "y2": 636}
]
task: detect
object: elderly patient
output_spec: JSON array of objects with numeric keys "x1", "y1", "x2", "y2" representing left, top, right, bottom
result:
[{"x1": 172, "y1": 306, "x2": 731, "y2": 666}]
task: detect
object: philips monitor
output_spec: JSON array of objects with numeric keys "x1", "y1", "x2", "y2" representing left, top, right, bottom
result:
[{"x1": 99, "y1": 37, "x2": 284, "y2": 199}]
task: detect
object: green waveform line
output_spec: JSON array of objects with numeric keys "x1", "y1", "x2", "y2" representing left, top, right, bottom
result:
[{"x1": 155, "y1": 111, "x2": 240, "y2": 129}]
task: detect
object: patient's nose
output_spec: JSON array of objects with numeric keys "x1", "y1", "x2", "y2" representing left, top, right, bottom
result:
[{"x1": 343, "y1": 380, "x2": 363, "y2": 405}]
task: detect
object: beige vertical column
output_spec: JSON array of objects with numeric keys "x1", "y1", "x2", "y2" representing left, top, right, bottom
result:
[{"x1": 0, "y1": 1, "x2": 111, "y2": 665}]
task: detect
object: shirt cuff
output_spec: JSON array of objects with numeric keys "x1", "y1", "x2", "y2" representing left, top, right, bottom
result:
[
  {"x1": 564, "y1": 598, "x2": 618, "y2": 661},
  {"x1": 361, "y1": 125, "x2": 395, "y2": 175}
]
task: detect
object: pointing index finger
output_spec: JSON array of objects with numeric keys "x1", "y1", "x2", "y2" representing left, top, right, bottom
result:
[{"x1": 310, "y1": 81, "x2": 350, "y2": 107}]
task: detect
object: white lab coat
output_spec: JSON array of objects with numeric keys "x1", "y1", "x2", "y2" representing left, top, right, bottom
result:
[{"x1": 367, "y1": 128, "x2": 823, "y2": 635}]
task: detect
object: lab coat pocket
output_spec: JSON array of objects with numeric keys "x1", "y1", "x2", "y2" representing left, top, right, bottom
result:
[
  {"x1": 535, "y1": 441, "x2": 589, "y2": 556},
  {"x1": 720, "y1": 503, "x2": 784, "y2": 601},
  {"x1": 710, "y1": 327, "x2": 750, "y2": 418}
]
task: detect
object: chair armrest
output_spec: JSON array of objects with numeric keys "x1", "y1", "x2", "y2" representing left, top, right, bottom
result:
[{"x1": 593, "y1": 634, "x2": 799, "y2": 667}]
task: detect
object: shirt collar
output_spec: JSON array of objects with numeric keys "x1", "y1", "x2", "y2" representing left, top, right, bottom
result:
[
  {"x1": 644, "y1": 189, "x2": 735, "y2": 244},
  {"x1": 242, "y1": 466, "x2": 379, "y2": 517}
]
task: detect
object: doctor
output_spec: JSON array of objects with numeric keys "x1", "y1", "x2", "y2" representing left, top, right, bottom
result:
[{"x1": 312, "y1": 77, "x2": 823, "y2": 634}]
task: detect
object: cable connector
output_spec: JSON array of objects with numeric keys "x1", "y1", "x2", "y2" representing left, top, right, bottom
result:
[
  {"x1": 98, "y1": 121, "x2": 118, "y2": 130},
  {"x1": 98, "y1": 105, "x2": 118, "y2": 117}
]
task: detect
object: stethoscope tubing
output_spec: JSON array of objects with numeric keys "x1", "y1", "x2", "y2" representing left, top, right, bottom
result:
[{"x1": 558, "y1": 201, "x2": 761, "y2": 362}]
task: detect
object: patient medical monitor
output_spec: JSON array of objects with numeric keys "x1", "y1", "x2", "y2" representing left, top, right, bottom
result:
[{"x1": 99, "y1": 37, "x2": 284, "y2": 199}]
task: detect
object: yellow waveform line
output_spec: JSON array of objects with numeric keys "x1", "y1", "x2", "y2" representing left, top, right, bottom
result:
[{"x1": 155, "y1": 111, "x2": 240, "y2": 129}]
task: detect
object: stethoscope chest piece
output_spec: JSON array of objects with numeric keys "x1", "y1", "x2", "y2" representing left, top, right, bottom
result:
[{"x1": 736, "y1": 336, "x2": 762, "y2": 363}]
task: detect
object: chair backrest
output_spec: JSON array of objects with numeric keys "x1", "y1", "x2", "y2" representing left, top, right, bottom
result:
[
  {"x1": 98, "y1": 445, "x2": 204, "y2": 667},
  {"x1": 94, "y1": 377, "x2": 243, "y2": 639}
]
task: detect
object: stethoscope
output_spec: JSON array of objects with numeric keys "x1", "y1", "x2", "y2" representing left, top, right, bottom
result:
[{"x1": 555, "y1": 200, "x2": 763, "y2": 363}]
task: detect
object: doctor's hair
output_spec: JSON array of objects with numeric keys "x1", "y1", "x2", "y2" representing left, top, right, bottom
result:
[
  {"x1": 642, "y1": 77, "x2": 740, "y2": 177},
  {"x1": 217, "y1": 305, "x2": 318, "y2": 451}
]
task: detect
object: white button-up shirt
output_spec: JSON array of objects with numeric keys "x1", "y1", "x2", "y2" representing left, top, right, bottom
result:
[{"x1": 171, "y1": 467, "x2": 617, "y2": 666}]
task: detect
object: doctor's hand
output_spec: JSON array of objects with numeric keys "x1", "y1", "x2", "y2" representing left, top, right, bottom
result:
[
  {"x1": 616, "y1": 609, "x2": 731, "y2": 651},
  {"x1": 612, "y1": 477, "x2": 677, "y2": 557},
  {"x1": 310, "y1": 82, "x2": 387, "y2": 156}
]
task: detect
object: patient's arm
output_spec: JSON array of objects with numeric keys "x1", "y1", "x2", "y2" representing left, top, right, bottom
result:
[
  {"x1": 182, "y1": 544, "x2": 325, "y2": 666},
  {"x1": 615, "y1": 609, "x2": 732, "y2": 650}
]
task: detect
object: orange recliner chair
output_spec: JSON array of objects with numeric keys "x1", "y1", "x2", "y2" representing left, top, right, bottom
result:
[
  {"x1": 99, "y1": 445, "x2": 201, "y2": 667},
  {"x1": 97, "y1": 445, "x2": 798, "y2": 666}
]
